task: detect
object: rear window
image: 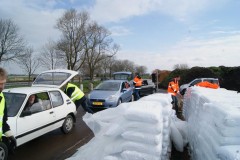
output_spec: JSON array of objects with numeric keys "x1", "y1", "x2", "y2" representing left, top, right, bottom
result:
[
  {"x1": 190, "y1": 80, "x2": 202, "y2": 86},
  {"x1": 206, "y1": 79, "x2": 219, "y2": 84},
  {"x1": 113, "y1": 72, "x2": 133, "y2": 81},
  {"x1": 33, "y1": 72, "x2": 71, "y2": 86}
]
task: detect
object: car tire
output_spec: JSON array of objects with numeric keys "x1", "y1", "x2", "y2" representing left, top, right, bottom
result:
[
  {"x1": 117, "y1": 99, "x2": 122, "y2": 106},
  {"x1": 0, "y1": 142, "x2": 8, "y2": 160},
  {"x1": 61, "y1": 115, "x2": 74, "y2": 134}
]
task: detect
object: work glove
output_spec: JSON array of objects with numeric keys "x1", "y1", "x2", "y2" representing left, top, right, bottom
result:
[{"x1": 5, "y1": 130, "x2": 17, "y2": 154}]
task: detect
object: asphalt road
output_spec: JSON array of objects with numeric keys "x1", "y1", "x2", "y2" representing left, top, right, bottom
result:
[{"x1": 8, "y1": 107, "x2": 94, "y2": 160}]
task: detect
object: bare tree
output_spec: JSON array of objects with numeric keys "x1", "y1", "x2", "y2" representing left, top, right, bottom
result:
[
  {"x1": 39, "y1": 40, "x2": 62, "y2": 70},
  {"x1": 0, "y1": 19, "x2": 25, "y2": 63},
  {"x1": 18, "y1": 47, "x2": 40, "y2": 83},
  {"x1": 135, "y1": 65, "x2": 147, "y2": 75},
  {"x1": 55, "y1": 9, "x2": 89, "y2": 70},
  {"x1": 100, "y1": 54, "x2": 117, "y2": 79},
  {"x1": 84, "y1": 22, "x2": 118, "y2": 80},
  {"x1": 173, "y1": 64, "x2": 189, "y2": 70},
  {"x1": 112, "y1": 59, "x2": 135, "y2": 73}
]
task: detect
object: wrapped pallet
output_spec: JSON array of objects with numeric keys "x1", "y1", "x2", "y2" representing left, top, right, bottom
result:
[{"x1": 183, "y1": 86, "x2": 240, "y2": 160}]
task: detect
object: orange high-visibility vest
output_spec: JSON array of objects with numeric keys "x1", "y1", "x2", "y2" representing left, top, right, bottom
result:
[
  {"x1": 133, "y1": 76, "x2": 142, "y2": 87},
  {"x1": 167, "y1": 78, "x2": 179, "y2": 96}
]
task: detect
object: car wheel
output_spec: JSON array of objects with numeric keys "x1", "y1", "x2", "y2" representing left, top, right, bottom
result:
[
  {"x1": 117, "y1": 99, "x2": 122, "y2": 106},
  {"x1": 61, "y1": 115, "x2": 74, "y2": 134},
  {"x1": 0, "y1": 142, "x2": 8, "y2": 160}
]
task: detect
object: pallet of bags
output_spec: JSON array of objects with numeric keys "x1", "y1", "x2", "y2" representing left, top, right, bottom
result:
[
  {"x1": 68, "y1": 100, "x2": 165, "y2": 160},
  {"x1": 183, "y1": 86, "x2": 240, "y2": 160}
]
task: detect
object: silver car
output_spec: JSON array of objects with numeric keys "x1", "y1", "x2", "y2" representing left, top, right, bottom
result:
[
  {"x1": 180, "y1": 78, "x2": 219, "y2": 95},
  {"x1": 88, "y1": 80, "x2": 134, "y2": 109}
]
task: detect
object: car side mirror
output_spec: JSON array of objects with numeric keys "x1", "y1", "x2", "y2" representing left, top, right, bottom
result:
[{"x1": 20, "y1": 110, "x2": 32, "y2": 117}]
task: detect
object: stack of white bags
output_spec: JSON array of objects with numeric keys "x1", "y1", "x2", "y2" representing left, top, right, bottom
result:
[
  {"x1": 68, "y1": 93, "x2": 175, "y2": 160},
  {"x1": 183, "y1": 86, "x2": 240, "y2": 160}
]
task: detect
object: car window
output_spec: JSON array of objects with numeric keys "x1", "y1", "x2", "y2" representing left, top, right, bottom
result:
[
  {"x1": 114, "y1": 74, "x2": 129, "y2": 80},
  {"x1": 124, "y1": 82, "x2": 130, "y2": 88},
  {"x1": 33, "y1": 72, "x2": 71, "y2": 86},
  {"x1": 147, "y1": 80, "x2": 153, "y2": 85},
  {"x1": 206, "y1": 79, "x2": 219, "y2": 84},
  {"x1": 142, "y1": 80, "x2": 148, "y2": 85},
  {"x1": 24, "y1": 92, "x2": 51, "y2": 114},
  {"x1": 49, "y1": 91, "x2": 64, "y2": 108},
  {"x1": 113, "y1": 72, "x2": 133, "y2": 81},
  {"x1": 191, "y1": 80, "x2": 202, "y2": 86},
  {"x1": 4, "y1": 93, "x2": 26, "y2": 117}
]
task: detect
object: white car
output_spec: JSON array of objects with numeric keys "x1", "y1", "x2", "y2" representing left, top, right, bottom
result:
[
  {"x1": 3, "y1": 69, "x2": 78, "y2": 149},
  {"x1": 179, "y1": 78, "x2": 219, "y2": 95}
]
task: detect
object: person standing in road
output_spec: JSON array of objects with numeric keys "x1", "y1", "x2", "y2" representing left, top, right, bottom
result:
[
  {"x1": 133, "y1": 73, "x2": 143, "y2": 101},
  {"x1": 0, "y1": 67, "x2": 17, "y2": 153},
  {"x1": 167, "y1": 76, "x2": 180, "y2": 115},
  {"x1": 64, "y1": 82, "x2": 93, "y2": 114}
]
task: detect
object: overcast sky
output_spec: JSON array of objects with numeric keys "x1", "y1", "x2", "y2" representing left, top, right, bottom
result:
[{"x1": 0, "y1": 0, "x2": 240, "y2": 74}]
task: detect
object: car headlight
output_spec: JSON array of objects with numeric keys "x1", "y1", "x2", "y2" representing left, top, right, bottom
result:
[{"x1": 107, "y1": 95, "x2": 118, "y2": 102}]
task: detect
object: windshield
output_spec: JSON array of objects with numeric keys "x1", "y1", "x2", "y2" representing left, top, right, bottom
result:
[
  {"x1": 33, "y1": 72, "x2": 71, "y2": 86},
  {"x1": 4, "y1": 92, "x2": 26, "y2": 117},
  {"x1": 95, "y1": 81, "x2": 120, "y2": 91}
]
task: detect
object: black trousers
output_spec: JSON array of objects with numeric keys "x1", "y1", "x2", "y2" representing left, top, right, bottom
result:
[
  {"x1": 75, "y1": 96, "x2": 93, "y2": 114},
  {"x1": 171, "y1": 95, "x2": 179, "y2": 114}
]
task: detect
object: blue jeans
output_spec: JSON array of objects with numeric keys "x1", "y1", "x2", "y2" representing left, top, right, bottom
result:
[{"x1": 133, "y1": 89, "x2": 140, "y2": 101}]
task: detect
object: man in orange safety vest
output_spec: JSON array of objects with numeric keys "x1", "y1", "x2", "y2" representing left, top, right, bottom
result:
[
  {"x1": 167, "y1": 76, "x2": 180, "y2": 114},
  {"x1": 133, "y1": 73, "x2": 143, "y2": 101}
]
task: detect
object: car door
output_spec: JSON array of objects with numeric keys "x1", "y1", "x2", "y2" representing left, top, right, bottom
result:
[
  {"x1": 120, "y1": 81, "x2": 132, "y2": 102},
  {"x1": 49, "y1": 90, "x2": 70, "y2": 130},
  {"x1": 16, "y1": 92, "x2": 55, "y2": 146}
]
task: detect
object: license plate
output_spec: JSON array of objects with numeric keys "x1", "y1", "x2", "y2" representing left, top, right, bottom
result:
[{"x1": 92, "y1": 102, "x2": 103, "y2": 105}]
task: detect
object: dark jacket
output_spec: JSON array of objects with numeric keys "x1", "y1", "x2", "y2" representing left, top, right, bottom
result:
[{"x1": 2, "y1": 100, "x2": 10, "y2": 133}]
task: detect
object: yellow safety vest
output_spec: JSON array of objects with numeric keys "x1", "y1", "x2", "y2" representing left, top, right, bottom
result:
[
  {"x1": 0, "y1": 92, "x2": 5, "y2": 140},
  {"x1": 66, "y1": 83, "x2": 84, "y2": 102}
]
